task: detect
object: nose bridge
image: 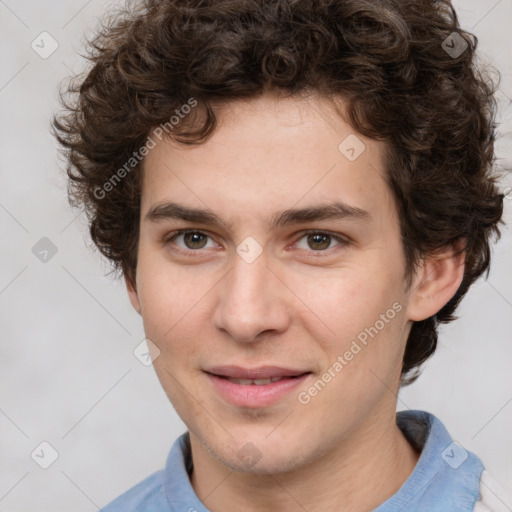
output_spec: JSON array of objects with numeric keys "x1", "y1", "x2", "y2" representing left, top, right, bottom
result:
[
  {"x1": 213, "y1": 249, "x2": 289, "y2": 342},
  {"x1": 231, "y1": 249, "x2": 272, "y2": 300}
]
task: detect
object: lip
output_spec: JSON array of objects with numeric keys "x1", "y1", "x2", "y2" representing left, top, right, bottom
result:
[
  {"x1": 204, "y1": 366, "x2": 312, "y2": 408},
  {"x1": 205, "y1": 365, "x2": 310, "y2": 379}
]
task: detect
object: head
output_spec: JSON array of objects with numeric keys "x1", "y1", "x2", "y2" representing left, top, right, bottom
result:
[{"x1": 53, "y1": 0, "x2": 503, "y2": 473}]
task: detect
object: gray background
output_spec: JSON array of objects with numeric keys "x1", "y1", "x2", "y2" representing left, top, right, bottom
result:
[{"x1": 1, "y1": 0, "x2": 511, "y2": 510}]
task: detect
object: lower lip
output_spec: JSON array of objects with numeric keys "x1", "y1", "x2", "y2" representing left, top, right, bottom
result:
[{"x1": 205, "y1": 372, "x2": 311, "y2": 408}]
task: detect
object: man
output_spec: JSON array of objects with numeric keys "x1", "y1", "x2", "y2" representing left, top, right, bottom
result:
[{"x1": 52, "y1": 0, "x2": 510, "y2": 510}]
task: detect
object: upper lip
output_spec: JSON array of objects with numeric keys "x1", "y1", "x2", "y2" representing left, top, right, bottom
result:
[{"x1": 205, "y1": 365, "x2": 311, "y2": 379}]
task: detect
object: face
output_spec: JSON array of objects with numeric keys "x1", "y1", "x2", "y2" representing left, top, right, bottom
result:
[{"x1": 128, "y1": 92, "x2": 418, "y2": 474}]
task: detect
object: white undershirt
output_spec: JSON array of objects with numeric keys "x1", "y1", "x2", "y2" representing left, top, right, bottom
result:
[{"x1": 474, "y1": 470, "x2": 512, "y2": 512}]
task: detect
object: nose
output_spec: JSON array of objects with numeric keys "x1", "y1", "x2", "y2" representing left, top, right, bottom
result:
[{"x1": 212, "y1": 249, "x2": 291, "y2": 343}]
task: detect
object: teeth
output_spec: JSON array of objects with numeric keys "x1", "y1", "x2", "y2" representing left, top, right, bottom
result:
[{"x1": 226, "y1": 376, "x2": 284, "y2": 385}]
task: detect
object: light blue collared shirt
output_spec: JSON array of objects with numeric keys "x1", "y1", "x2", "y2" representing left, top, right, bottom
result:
[{"x1": 102, "y1": 410, "x2": 484, "y2": 511}]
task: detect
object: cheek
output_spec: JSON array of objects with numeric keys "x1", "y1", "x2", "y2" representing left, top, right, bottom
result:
[
  {"x1": 289, "y1": 264, "x2": 404, "y2": 345},
  {"x1": 137, "y1": 244, "x2": 199, "y2": 311},
  {"x1": 290, "y1": 262, "x2": 409, "y2": 398},
  {"x1": 136, "y1": 259, "x2": 195, "y2": 351}
]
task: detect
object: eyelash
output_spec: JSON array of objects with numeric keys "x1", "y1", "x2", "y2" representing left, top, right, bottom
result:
[{"x1": 163, "y1": 229, "x2": 350, "y2": 258}]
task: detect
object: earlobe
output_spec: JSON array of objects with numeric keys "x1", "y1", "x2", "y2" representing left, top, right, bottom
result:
[
  {"x1": 406, "y1": 240, "x2": 466, "y2": 322},
  {"x1": 125, "y1": 274, "x2": 142, "y2": 315}
]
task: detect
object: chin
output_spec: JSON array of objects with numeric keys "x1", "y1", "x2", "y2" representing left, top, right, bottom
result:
[
  {"x1": 222, "y1": 449, "x2": 310, "y2": 475},
  {"x1": 202, "y1": 427, "x2": 316, "y2": 475}
]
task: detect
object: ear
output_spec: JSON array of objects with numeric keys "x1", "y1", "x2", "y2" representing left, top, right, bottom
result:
[
  {"x1": 406, "y1": 239, "x2": 466, "y2": 322},
  {"x1": 125, "y1": 273, "x2": 142, "y2": 315}
]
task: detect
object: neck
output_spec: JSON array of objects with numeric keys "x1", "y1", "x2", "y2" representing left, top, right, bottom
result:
[{"x1": 189, "y1": 411, "x2": 420, "y2": 512}]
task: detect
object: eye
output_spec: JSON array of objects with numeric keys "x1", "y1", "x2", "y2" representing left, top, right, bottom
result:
[
  {"x1": 294, "y1": 231, "x2": 349, "y2": 254},
  {"x1": 164, "y1": 230, "x2": 217, "y2": 252},
  {"x1": 163, "y1": 229, "x2": 349, "y2": 257}
]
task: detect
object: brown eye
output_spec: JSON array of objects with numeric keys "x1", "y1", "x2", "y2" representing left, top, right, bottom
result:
[
  {"x1": 294, "y1": 230, "x2": 349, "y2": 256},
  {"x1": 182, "y1": 232, "x2": 208, "y2": 249},
  {"x1": 165, "y1": 230, "x2": 216, "y2": 252},
  {"x1": 306, "y1": 233, "x2": 331, "y2": 250}
]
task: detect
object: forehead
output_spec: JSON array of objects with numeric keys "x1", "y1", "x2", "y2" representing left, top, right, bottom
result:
[{"x1": 140, "y1": 93, "x2": 394, "y2": 225}]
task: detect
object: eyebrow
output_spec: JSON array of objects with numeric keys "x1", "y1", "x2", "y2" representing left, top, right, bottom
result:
[{"x1": 144, "y1": 201, "x2": 371, "y2": 230}]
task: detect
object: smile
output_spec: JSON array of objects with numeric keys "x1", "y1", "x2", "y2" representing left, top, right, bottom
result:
[{"x1": 204, "y1": 366, "x2": 312, "y2": 407}]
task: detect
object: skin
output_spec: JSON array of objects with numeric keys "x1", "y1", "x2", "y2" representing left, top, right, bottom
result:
[{"x1": 126, "y1": 91, "x2": 465, "y2": 511}]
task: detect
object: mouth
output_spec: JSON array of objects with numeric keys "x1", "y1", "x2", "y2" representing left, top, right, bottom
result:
[
  {"x1": 204, "y1": 365, "x2": 313, "y2": 407},
  {"x1": 215, "y1": 375, "x2": 300, "y2": 386}
]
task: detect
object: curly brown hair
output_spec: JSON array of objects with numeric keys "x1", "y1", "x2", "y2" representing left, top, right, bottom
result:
[{"x1": 52, "y1": 0, "x2": 504, "y2": 385}]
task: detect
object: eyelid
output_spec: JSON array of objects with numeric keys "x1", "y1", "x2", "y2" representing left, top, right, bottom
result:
[
  {"x1": 291, "y1": 229, "x2": 350, "y2": 256},
  {"x1": 163, "y1": 228, "x2": 350, "y2": 256},
  {"x1": 163, "y1": 229, "x2": 220, "y2": 255}
]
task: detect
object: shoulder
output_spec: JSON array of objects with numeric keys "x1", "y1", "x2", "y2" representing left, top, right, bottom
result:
[
  {"x1": 101, "y1": 470, "x2": 169, "y2": 512},
  {"x1": 100, "y1": 432, "x2": 194, "y2": 512},
  {"x1": 473, "y1": 470, "x2": 512, "y2": 512}
]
